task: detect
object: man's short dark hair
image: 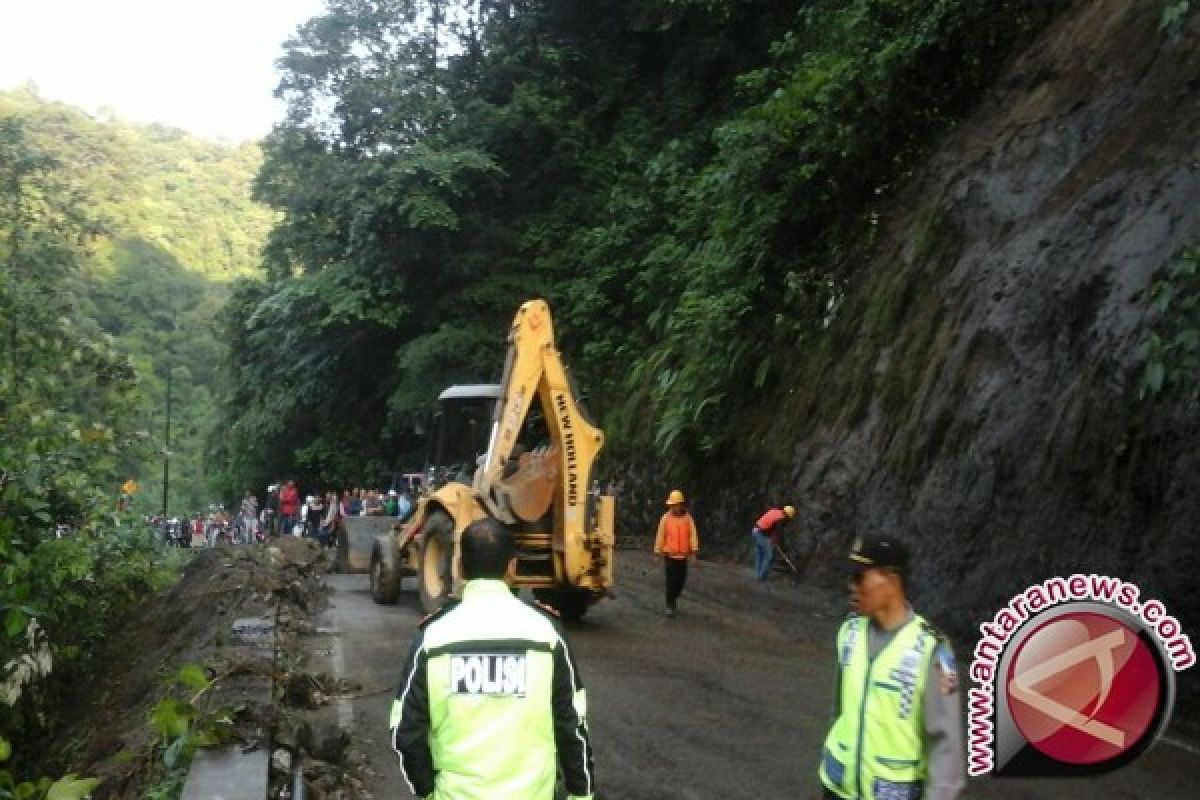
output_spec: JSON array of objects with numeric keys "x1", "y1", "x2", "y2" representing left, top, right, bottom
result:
[{"x1": 460, "y1": 518, "x2": 515, "y2": 580}]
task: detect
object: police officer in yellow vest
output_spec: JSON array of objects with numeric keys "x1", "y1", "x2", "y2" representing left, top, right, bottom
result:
[
  {"x1": 819, "y1": 534, "x2": 964, "y2": 800},
  {"x1": 390, "y1": 518, "x2": 595, "y2": 800}
]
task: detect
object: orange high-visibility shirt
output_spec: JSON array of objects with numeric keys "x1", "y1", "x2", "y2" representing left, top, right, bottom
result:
[{"x1": 654, "y1": 512, "x2": 698, "y2": 558}]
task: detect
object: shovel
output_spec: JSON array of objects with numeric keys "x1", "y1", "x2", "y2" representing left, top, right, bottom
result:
[{"x1": 775, "y1": 544, "x2": 800, "y2": 575}]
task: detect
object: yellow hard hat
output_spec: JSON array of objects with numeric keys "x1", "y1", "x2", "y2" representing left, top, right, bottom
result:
[
  {"x1": 783, "y1": 505, "x2": 796, "y2": 518},
  {"x1": 666, "y1": 489, "x2": 686, "y2": 506}
]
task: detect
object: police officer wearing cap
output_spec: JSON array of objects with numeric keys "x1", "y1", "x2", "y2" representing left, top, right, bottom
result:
[
  {"x1": 390, "y1": 517, "x2": 595, "y2": 800},
  {"x1": 819, "y1": 534, "x2": 965, "y2": 800}
]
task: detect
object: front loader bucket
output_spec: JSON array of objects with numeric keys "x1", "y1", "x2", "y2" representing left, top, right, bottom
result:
[{"x1": 337, "y1": 516, "x2": 400, "y2": 573}]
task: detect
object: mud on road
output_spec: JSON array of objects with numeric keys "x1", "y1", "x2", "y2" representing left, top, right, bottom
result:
[{"x1": 303, "y1": 551, "x2": 1200, "y2": 800}]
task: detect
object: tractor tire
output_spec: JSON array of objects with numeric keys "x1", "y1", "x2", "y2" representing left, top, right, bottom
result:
[
  {"x1": 418, "y1": 511, "x2": 455, "y2": 613},
  {"x1": 369, "y1": 538, "x2": 402, "y2": 605},
  {"x1": 533, "y1": 588, "x2": 594, "y2": 623}
]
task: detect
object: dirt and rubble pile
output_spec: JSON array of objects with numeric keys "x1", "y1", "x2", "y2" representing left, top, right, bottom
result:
[
  {"x1": 269, "y1": 542, "x2": 371, "y2": 800},
  {"x1": 49, "y1": 539, "x2": 335, "y2": 799}
]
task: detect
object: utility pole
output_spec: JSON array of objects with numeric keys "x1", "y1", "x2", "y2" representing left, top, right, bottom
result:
[
  {"x1": 162, "y1": 364, "x2": 172, "y2": 516},
  {"x1": 161, "y1": 302, "x2": 178, "y2": 517}
]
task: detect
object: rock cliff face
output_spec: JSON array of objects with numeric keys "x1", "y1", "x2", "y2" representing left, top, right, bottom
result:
[
  {"x1": 628, "y1": 0, "x2": 1200, "y2": 708},
  {"x1": 799, "y1": 0, "x2": 1199, "y2": 608}
]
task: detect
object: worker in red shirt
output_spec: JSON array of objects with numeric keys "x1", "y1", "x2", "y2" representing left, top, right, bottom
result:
[
  {"x1": 751, "y1": 504, "x2": 795, "y2": 581},
  {"x1": 653, "y1": 489, "x2": 699, "y2": 617},
  {"x1": 279, "y1": 479, "x2": 300, "y2": 538}
]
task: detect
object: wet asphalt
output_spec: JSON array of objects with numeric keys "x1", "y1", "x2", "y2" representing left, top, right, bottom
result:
[{"x1": 307, "y1": 552, "x2": 1200, "y2": 799}]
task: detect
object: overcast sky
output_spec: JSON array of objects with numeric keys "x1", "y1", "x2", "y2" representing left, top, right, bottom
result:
[{"x1": 0, "y1": 0, "x2": 327, "y2": 144}]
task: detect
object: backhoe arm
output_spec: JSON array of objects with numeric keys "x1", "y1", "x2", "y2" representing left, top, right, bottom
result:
[{"x1": 474, "y1": 300, "x2": 611, "y2": 589}]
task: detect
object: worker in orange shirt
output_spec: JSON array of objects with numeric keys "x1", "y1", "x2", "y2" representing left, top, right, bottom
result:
[{"x1": 653, "y1": 489, "x2": 699, "y2": 618}]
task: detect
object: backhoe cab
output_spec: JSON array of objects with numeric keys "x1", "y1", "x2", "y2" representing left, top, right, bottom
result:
[{"x1": 366, "y1": 299, "x2": 616, "y2": 621}]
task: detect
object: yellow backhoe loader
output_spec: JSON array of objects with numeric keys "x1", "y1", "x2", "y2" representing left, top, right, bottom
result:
[{"x1": 361, "y1": 299, "x2": 615, "y2": 621}]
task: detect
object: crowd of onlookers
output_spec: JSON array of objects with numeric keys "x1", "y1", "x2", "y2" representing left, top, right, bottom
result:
[
  {"x1": 147, "y1": 478, "x2": 421, "y2": 549},
  {"x1": 147, "y1": 508, "x2": 244, "y2": 548},
  {"x1": 255, "y1": 479, "x2": 418, "y2": 548}
]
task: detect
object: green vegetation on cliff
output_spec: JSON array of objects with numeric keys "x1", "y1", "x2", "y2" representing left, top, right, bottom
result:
[
  {"x1": 2, "y1": 84, "x2": 275, "y2": 768},
  {"x1": 0, "y1": 99, "x2": 166, "y2": 770},
  {"x1": 217, "y1": 0, "x2": 1059, "y2": 490},
  {"x1": 1, "y1": 87, "x2": 274, "y2": 513}
]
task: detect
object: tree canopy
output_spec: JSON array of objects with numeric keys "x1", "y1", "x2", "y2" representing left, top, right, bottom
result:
[
  {"x1": 218, "y1": 0, "x2": 1056, "y2": 491},
  {"x1": 0, "y1": 87, "x2": 274, "y2": 512}
]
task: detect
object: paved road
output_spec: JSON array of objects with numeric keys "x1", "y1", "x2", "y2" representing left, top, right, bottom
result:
[{"x1": 306, "y1": 552, "x2": 1200, "y2": 799}]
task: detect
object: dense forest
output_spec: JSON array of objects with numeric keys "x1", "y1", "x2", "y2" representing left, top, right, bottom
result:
[
  {"x1": 1, "y1": 86, "x2": 274, "y2": 514},
  {"x1": 219, "y1": 0, "x2": 1062, "y2": 488},
  {"x1": 1, "y1": 86, "x2": 276, "y2": 773}
]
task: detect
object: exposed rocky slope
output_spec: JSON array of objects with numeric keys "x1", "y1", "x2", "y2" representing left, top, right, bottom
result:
[
  {"x1": 639, "y1": 0, "x2": 1200, "y2": 708},
  {"x1": 800, "y1": 0, "x2": 1199, "y2": 614}
]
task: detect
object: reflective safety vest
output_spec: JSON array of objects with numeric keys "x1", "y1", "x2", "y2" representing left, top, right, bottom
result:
[
  {"x1": 656, "y1": 512, "x2": 698, "y2": 557},
  {"x1": 390, "y1": 580, "x2": 594, "y2": 800},
  {"x1": 819, "y1": 614, "x2": 937, "y2": 800}
]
